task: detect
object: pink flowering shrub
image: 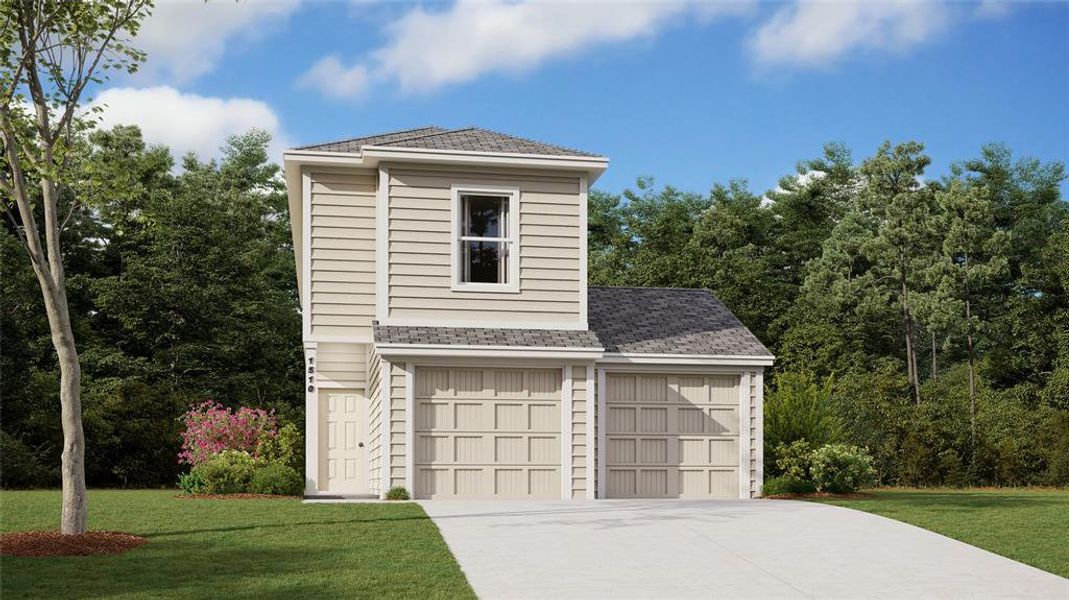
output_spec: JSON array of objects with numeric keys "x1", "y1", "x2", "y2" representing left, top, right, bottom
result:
[{"x1": 178, "y1": 401, "x2": 277, "y2": 466}]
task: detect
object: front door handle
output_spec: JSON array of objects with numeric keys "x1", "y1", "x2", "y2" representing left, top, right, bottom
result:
[{"x1": 358, "y1": 442, "x2": 364, "y2": 448}]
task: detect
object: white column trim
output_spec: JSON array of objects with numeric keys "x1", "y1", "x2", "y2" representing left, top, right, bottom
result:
[
  {"x1": 375, "y1": 166, "x2": 390, "y2": 322},
  {"x1": 585, "y1": 365, "x2": 596, "y2": 499},
  {"x1": 379, "y1": 358, "x2": 392, "y2": 498},
  {"x1": 303, "y1": 342, "x2": 318, "y2": 495},
  {"x1": 754, "y1": 368, "x2": 765, "y2": 498},
  {"x1": 737, "y1": 371, "x2": 752, "y2": 499},
  {"x1": 404, "y1": 362, "x2": 415, "y2": 495},
  {"x1": 596, "y1": 367, "x2": 607, "y2": 499},
  {"x1": 578, "y1": 174, "x2": 589, "y2": 329},
  {"x1": 561, "y1": 365, "x2": 573, "y2": 500},
  {"x1": 301, "y1": 170, "x2": 312, "y2": 340}
]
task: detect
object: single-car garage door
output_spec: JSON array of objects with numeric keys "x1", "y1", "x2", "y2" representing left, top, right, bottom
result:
[
  {"x1": 415, "y1": 367, "x2": 562, "y2": 499},
  {"x1": 605, "y1": 372, "x2": 740, "y2": 498}
]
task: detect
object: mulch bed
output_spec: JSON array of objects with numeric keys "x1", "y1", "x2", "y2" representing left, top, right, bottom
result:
[
  {"x1": 765, "y1": 491, "x2": 876, "y2": 500},
  {"x1": 175, "y1": 493, "x2": 299, "y2": 500},
  {"x1": 1, "y1": 531, "x2": 148, "y2": 557}
]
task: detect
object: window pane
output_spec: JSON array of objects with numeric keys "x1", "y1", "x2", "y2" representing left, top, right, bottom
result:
[
  {"x1": 463, "y1": 195, "x2": 507, "y2": 238},
  {"x1": 461, "y1": 240, "x2": 508, "y2": 284}
]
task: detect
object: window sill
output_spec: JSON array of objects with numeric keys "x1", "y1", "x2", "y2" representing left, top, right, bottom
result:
[{"x1": 451, "y1": 282, "x2": 521, "y2": 294}]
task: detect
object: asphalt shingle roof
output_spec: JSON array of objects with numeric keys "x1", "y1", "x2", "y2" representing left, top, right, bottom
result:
[
  {"x1": 374, "y1": 286, "x2": 771, "y2": 357},
  {"x1": 588, "y1": 287, "x2": 772, "y2": 356},
  {"x1": 296, "y1": 126, "x2": 601, "y2": 158}
]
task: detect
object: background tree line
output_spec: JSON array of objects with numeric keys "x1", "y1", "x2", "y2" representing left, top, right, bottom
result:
[
  {"x1": 591, "y1": 141, "x2": 1068, "y2": 486},
  {"x1": 3, "y1": 128, "x2": 1066, "y2": 488},
  {"x1": 2, "y1": 126, "x2": 302, "y2": 488}
]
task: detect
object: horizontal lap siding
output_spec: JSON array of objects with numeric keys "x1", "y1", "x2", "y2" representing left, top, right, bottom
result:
[
  {"x1": 571, "y1": 364, "x2": 592, "y2": 499},
  {"x1": 387, "y1": 166, "x2": 582, "y2": 325},
  {"x1": 367, "y1": 346, "x2": 382, "y2": 496},
  {"x1": 390, "y1": 362, "x2": 407, "y2": 491},
  {"x1": 316, "y1": 342, "x2": 367, "y2": 389},
  {"x1": 309, "y1": 168, "x2": 376, "y2": 339}
]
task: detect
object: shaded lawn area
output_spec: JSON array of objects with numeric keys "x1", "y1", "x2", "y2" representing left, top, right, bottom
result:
[
  {"x1": 814, "y1": 488, "x2": 1069, "y2": 579},
  {"x1": 1, "y1": 490, "x2": 474, "y2": 599}
]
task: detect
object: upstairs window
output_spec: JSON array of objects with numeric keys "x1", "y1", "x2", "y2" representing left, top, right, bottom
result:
[{"x1": 452, "y1": 187, "x2": 519, "y2": 292}]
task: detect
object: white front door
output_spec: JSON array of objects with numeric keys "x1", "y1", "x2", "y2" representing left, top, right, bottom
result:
[{"x1": 319, "y1": 390, "x2": 368, "y2": 493}]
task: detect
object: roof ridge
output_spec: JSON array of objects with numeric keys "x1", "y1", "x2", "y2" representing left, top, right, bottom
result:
[
  {"x1": 294, "y1": 126, "x2": 444, "y2": 151},
  {"x1": 590, "y1": 285, "x2": 714, "y2": 292}
]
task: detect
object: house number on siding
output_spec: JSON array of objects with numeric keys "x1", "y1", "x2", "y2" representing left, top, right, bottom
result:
[{"x1": 307, "y1": 356, "x2": 315, "y2": 393}]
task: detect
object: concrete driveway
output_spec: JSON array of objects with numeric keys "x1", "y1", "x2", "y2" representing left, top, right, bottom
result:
[{"x1": 419, "y1": 499, "x2": 1069, "y2": 599}]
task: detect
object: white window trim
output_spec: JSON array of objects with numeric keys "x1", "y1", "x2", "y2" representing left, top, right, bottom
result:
[{"x1": 450, "y1": 185, "x2": 521, "y2": 293}]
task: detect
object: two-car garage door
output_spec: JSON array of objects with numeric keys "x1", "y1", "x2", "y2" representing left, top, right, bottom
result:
[
  {"x1": 604, "y1": 372, "x2": 741, "y2": 498},
  {"x1": 414, "y1": 367, "x2": 562, "y2": 499}
]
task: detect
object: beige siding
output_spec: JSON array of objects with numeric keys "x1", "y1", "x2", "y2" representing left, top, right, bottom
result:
[
  {"x1": 389, "y1": 362, "x2": 407, "y2": 491},
  {"x1": 316, "y1": 342, "x2": 367, "y2": 388},
  {"x1": 570, "y1": 364, "x2": 592, "y2": 499},
  {"x1": 413, "y1": 367, "x2": 562, "y2": 499},
  {"x1": 603, "y1": 372, "x2": 741, "y2": 498},
  {"x1": 386, "y1": 166, "x2": 582, "y2": 326},
  {"x1": 308, "y1": 167, "x2": 376, "y2": 339},
  {"x1": 366, "y1": 346, "x2": 383, "y2": 495},
  {"x1": 749, "y1": 371, "x2": 758, "y2": 498}
]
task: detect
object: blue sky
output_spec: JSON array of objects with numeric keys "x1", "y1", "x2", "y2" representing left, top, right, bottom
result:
[{"x1": 95, "y1": 0, "x2": 1069, "y2": 196}]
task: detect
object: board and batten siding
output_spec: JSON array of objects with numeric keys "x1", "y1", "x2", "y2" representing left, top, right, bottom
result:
[
  {"x1": 386, "y1": 166, "x2": 583, "y2": 327},
  {"x1": 307, "y1": 167, "x2": 377, "y2": 340}
]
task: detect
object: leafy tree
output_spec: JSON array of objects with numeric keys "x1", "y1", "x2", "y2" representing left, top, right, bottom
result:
[{"x1": 1, "y1": 0, "x2": 152, "y2": 534}]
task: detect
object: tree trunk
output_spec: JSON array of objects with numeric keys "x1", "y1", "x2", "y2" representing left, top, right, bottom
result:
[
  {"x1": 931, "y1": 329, "x2": 937, "y2": 379},
  {"x1": 901, "y1": 276, "x2": 920, "y2": 403},
  {"x1": 966, "y1": 299, "x2": 977, "y2": 442}
]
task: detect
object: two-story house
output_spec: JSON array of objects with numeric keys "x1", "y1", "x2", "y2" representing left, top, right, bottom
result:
[{"x1": 283, "y1": 126, "x2": 773, "y2": 501}]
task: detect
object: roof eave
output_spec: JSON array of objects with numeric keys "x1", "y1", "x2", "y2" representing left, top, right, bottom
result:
[{"x1": 599, "y1": 353, "x2": 775, "y2": 367}]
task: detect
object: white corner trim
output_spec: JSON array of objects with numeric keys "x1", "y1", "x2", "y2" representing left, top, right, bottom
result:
[
  {"x1": 578, "y1": 175, "x2": 589, "y2": 330},
  {"x1": 598, "y1": 353, "x2": 775, "y2": 366},
  {"x1": 379, "y1": 357, "x2": 392, "y2": 498},
  {"x1": 738, "y1": 371, "x2": 752, "y2": 500},
  {"x1": 596, "y1": 367, "x2": 607, "y2": 499},
  {"x1": 303, "y1": 342, "x2": 318, "y2": 495},
  {"x1": 561, "y1": 365, "x2": 573, "y2": 500},
  {"x1": 449, "y1": 185, "x2": 521, "y2": 293},
  {"x1": 404, "y1": 362, "x2": 415, "y2": 495},
  {"x1": 754, "y1": 368, "x2": 765, "y2": 498},
  {"x1": 585, "y1": 365, "x2": 595, "y2": 500},
  {"x1": 301, "y1": 170, "x2": 312, "y2": 340},
  {"x1": 376, "y1": 166, "x2": 390, "y2": 322}
]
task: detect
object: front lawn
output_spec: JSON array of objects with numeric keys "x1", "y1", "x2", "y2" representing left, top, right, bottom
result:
[
  {"x1": 1, "y1": 490, "x2": 474, "y2": 599},
  {"x1": 814, "y1": 488, "x2": 1069, "y2": 579}
]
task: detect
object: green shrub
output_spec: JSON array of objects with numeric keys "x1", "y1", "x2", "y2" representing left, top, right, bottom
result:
[
  {"x1": 762, "y1": 476, "x2": 817, "y2": 496},
  {"x1": 385, "y1": 486, "x2": 410, "y2": 501},
  {"x1": 810, "y1": 444, "x2": 876, "y2": 493},
  {"x1": 249, "y1": 462, "x2": 303, "y2": 495},
  {"x1": 258, "y1": 422, "x2": 304, "y2": 472},
  {"x1": 191, "y1": 450, "x2": 260, "y2": 494},
  {"x1": 775, "y1": 440, "x2": 814, "y2": 481},
  {"x1": 764, "y1": 371, "x2": 841, "y2": 475},
  {"x1": 177, "y1": 470, "x2": 207, "y2": 495}
]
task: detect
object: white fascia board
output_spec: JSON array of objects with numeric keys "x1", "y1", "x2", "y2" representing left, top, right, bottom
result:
[
  {"x1": 375, "y1": 344, "x2": 604, "y2": 361},
  {"x1": 285, "y1": 146, "x2": 609, "y2": 184},
  {"x1": 598, "y1": 353, "x2": 775, "y2": 366}
]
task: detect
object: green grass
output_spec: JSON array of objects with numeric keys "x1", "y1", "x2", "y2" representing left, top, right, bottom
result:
[
  {"x1": 0, "y1": 490, "x2": 474, "y2": 599},
  {"x1": 814, "y1": 488, "x2": 1069, "y2": 579}
]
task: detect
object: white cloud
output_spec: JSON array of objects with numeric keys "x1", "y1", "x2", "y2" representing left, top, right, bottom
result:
[
  {"x1": 298, "y1": 56, "x2": 370, "y2": 99},
  {"x1": 136, "y1": 0, "x2": 300, "y2": 84},
  {"x1": 91, "y1": 86, "x2": 290, "y2": 163},
  {"x1": 749, "y1": 1, "x2": 951, "y2": 68},
  {"x1": 300, "y1": 0, "x2": 752, "y2": 98}
]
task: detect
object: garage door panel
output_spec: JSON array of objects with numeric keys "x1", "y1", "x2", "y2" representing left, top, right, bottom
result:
[
  {"x1": 415, "y1": 367, "x2": 562, "y2": 499},
  {"x1": 606, "y1": 372, "x2": 740, "y2": 499}
]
